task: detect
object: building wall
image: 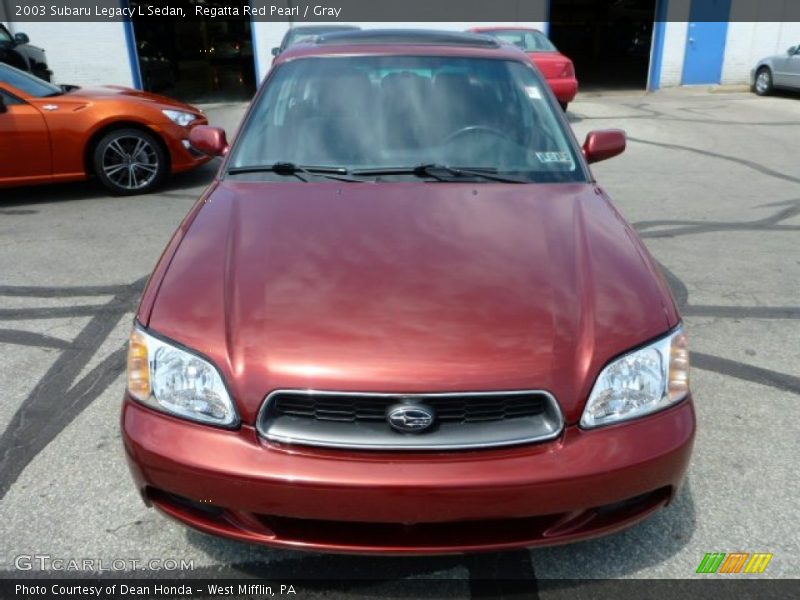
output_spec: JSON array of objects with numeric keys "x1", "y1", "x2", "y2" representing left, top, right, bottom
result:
[
  {"x1": 654, "y1": 0, "x2": 800, "y2": 87},
  {"x1": 722, "y1": 0, "x2": 800, "y2": 85},
  {"x1": 3, "y1": 21, "x2": 134, "y2": 86},
  {"x1": 250, "y1": 1, "x2": 800, "y2": 90},
  {"x1": 652, "y1": 0, "x2": 690, "y2": 88},
  {"x1": 658, "y1": 21, "x2": 689, "y2": 87},
  {"x1": 4, "y1": 4, "x2": 799, "y2": 93},
  {"x1": 722, "y1": 21, "x2": 800, "y2": 84},
  {"x1": 251, "y1": 21, "x2": 547, "y2": 81}
]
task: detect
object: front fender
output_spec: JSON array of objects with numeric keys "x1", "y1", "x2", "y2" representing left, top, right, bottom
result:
[{"x1": 751, "y1": 59, "x2": 772, "y2": 85}]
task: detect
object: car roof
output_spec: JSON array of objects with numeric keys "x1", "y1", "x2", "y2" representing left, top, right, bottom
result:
[
  {"x1": 315, "y1": 29, "x2": 499, "y2": 48},
  {"x1": 287, "y1": 25, "x2": 360, "y2": 33},
  {"x1": 275, "y1": 29, "x2": 528, "y2": 63},
  {"x1": 471, "y1": 26, "x2": 545, "y2": 33}
]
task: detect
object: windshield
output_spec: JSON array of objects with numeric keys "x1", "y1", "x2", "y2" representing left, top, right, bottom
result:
[
  {"x1": 0, "y1": 25, "x2": 13, "y2": 44},
  {"x1": 0, "y1": 63, "x2": 62, "y2": 97},
  {"x1": 481, "y1": 30, "x2": 558, "y2": 53},
  {"x1": 230, "y1": 56, "x2": 584, "y2": 183}
]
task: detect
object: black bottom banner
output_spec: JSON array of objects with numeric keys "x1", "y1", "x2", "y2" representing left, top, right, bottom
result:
[{"x1": 1, "y1": 578, "x2": 798, "y2": 600}]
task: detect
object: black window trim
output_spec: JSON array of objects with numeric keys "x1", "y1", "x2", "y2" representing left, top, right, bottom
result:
[{"x1": 0, "y1": 88, "x2": 26, "y2": 106}]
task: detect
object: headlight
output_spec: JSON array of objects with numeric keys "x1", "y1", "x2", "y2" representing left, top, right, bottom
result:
[
  {"x1": 580, "y1": 327, "x2": 689, "y2": 428},
  {"x1": 127, "y1": 326, "x2": 238, "y2": 427},
  {"x1": 162, "y1": 109, "x2": 197, "y2": 127}
]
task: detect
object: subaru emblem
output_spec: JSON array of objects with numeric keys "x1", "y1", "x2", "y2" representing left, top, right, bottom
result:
[{"x1": 386, "y1": 403, "x2": 436, "y2": 434}]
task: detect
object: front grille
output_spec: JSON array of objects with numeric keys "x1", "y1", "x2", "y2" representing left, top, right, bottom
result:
[
  {"x1": 273, "y1": 392, "x2": 546, "y2": 424},
  {"x1": 258, "y1": 390, "x2": 563, "y2": 451}
]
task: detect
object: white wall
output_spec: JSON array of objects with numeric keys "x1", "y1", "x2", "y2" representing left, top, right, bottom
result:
[
  {"x1": 657, "y1": 0, "x2": 800, "y2": 88},
  {"x1": 5, "y1": 21, "x2": 134, "y2": 87},
  {"x1": 653, "y1": 0, "x2": 691, "y2": 88},
  {"x1": 252, "y1": 21, "x2": 547, "y2": 81},
  {"x1": 722, "y1": 21, "x2": 800, "y2": 84},
  {"x1": 658, "y1": 21, "x2": 689, "y2": 87}
]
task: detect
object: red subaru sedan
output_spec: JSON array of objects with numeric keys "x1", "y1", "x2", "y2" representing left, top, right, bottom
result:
[
  {"x1": 122, "y1": 30, "x2": 694, "y2": 554},
  {"x1": 470, "y1": 27, "x2": 578, "y2": 110}
]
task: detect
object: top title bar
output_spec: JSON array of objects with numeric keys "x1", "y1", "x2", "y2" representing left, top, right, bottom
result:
[
  {"x1": 3, "y1": 0, "x2": 800, "y2": 22},
  {"x1": 4, "y1": 0, "x2": 547, "y2": 22}
]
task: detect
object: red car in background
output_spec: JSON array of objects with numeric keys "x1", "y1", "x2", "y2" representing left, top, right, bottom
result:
[{"x1": 470, "y1": 27, "x2": 578, "y2": 110}]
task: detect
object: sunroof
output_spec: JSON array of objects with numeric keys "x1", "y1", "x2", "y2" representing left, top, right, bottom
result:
[{"x1": 314, "y1": 29, "x2": 501, "y2": 48}]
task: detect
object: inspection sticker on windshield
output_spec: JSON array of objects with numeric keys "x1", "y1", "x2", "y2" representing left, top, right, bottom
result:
[
  {"x1": 536, "y1": 151, "x2": 573, "y2": 164},
  {"x1": 524, "y1": 86, "x2": 543, "y2": 99}
]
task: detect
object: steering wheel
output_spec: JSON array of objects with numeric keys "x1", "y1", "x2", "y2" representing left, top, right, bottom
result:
[{"x1": 441, "y1": 125, "x2": 515, "y2": 146}]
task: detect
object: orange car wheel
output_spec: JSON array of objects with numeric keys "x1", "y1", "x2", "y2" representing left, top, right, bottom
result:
[{"x1": 92, "y1": 128, "x2": 168, "y2": 195}]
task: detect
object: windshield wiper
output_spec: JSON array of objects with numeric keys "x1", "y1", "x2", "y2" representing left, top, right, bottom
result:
[
  {"x1": 350, "y1": 164, "x2": 528, "y2": 183},
  {"x1": 227, "y1": 162, "x2": 365, "y2": 183}
]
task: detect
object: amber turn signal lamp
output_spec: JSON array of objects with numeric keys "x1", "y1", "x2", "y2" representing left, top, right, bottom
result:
[
  {"x1": 127, "y1": 328, "x2": 151, "y2": 402},
  {"x1": 668, "y1": 331, "x2": 690, "y2": 402}
]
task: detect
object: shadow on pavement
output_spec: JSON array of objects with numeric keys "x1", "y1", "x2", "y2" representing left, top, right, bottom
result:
[
  {"x1": 768, "y1": 88, "x2": 800, "y2": 101},
  {"x1": 0, "y1": 162, "x2": 219, "y2": 207}
]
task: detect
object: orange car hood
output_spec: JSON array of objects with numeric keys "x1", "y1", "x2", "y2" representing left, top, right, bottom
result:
[{"x1": 61, "y1": 85, "x2": 195, "y2": 109}]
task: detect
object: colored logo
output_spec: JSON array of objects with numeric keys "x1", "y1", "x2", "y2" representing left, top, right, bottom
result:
[{"x1": 696, "y1": 552, "x2": 773, "y2": 574}]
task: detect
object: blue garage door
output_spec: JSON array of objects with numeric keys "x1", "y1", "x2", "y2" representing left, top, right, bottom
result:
[{"x1": 682, "y1": 0, "x2": 732, "y2": 85}]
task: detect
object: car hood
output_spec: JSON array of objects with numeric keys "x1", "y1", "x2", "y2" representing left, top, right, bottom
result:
[
  {"x1": 146, "y1": 182, "x2": 677, "y2": 424},
  {"x1": 63, "y1": 85, "x2": 197, "y2": 110}
]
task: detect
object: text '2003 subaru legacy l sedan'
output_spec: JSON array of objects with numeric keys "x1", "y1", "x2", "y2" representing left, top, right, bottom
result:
[{"x1": 122, "y1": 30, "x2": 694, "y2": 554}]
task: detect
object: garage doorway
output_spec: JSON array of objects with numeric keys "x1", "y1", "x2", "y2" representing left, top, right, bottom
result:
[
  {"x1": 129, "y1": 1, "x2": 256, "y2": 103},
  {"x1": 548, "y1": 0, "x2": 657, "y2": 91}
]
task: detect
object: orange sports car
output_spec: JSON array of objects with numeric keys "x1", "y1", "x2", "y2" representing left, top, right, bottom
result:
[{"x1": 0, "y1": 63, "x2": 211, "y2": 195}]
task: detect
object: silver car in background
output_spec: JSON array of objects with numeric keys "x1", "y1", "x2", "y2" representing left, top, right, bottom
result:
[{"x1": 753, "y1": 44, "x2": 800, "y2": 95}]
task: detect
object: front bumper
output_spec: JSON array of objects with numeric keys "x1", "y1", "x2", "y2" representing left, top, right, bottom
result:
[
  {"x1": 122, "y1": 395, "x2": 695, "y2": 554},
  {"x1": 547, "y1": 78, "x2": 579, "y2": 104},
  {"x1": 153, "y1": 121, "x2": 213, "y2": 174}
]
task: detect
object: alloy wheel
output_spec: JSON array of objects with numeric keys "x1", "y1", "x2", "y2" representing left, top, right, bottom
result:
[
  {"x1": 102, "y1": 135, "x2": 160, "y2": 191},
  {"x1": 756, "y1": 71, "x2": 770, "y2": 94}
]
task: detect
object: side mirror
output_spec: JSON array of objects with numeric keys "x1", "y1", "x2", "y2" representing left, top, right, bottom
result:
[
  {"x1": 789, "y1": 46, "x2": 798, "y2": 55},
  {"x1": 582, "y1": 129, "x2": 626, "y2": 164},
  {"x1": 271, "y1": 47, "x2": 280, "y2": 57},
  {"x1": 14, "y1": 32, "x2": 30, "y2": 45},
  {"x1": 188, "y1": 125, "x2": 229, "y2": 157}
]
